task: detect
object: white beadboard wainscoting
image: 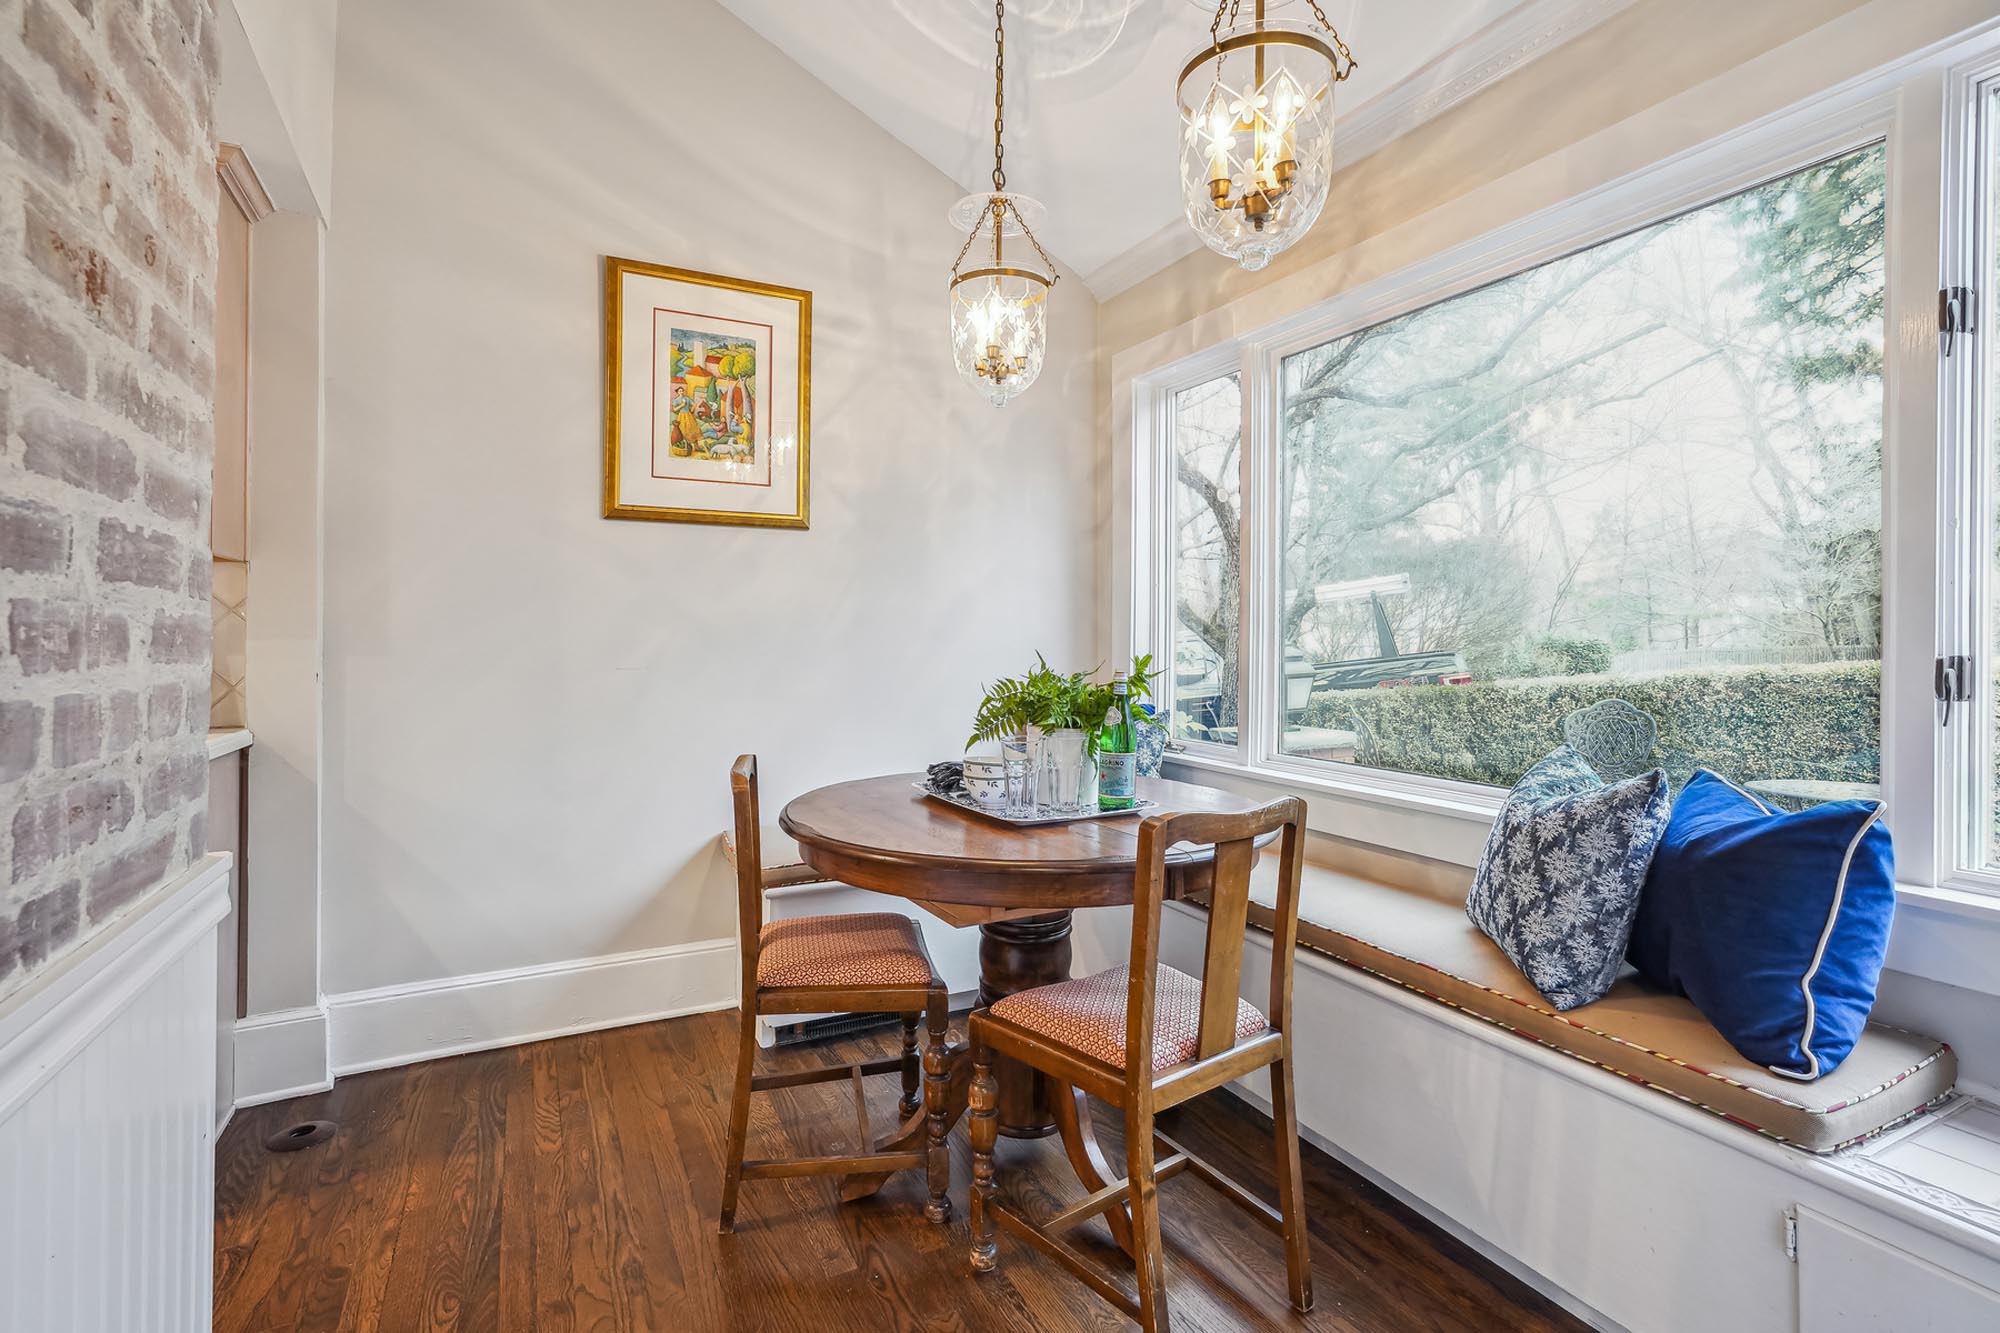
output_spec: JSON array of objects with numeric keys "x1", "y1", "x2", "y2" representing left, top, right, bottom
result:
[{"x1": 0, "y1": 853, "x2": 231, "y2": 1333}]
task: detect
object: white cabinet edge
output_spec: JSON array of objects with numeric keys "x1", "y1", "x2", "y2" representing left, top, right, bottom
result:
[{"x1": 206, "y1": 727, "x2": 254, "y2": 761}]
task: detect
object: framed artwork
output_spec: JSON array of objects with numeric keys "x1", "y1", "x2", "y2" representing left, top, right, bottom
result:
[{"x1": 602, "y1": 256, "x2": 811, "y2": 528}]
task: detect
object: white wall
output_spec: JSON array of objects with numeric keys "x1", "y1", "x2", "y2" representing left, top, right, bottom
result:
[
  {"x1": 212, "y1": 0, "x2": 338, "y2": 1100},
  {"x1": 320, "y1": 0, "x2": 1099, "y2": 1000},
  {"x1": 218, "y1": 0, "x2": 339, "y2": 219},
  {"x1": 242, "y1": 210, "x2": 325, "y2": 1018}
]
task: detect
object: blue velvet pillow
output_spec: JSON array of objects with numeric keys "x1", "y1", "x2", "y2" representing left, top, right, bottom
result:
[
  {"x1": 1466, "y1": 746, "x2": 1672, "y2": 1011},
  {"x1": 1628, "y1": 770, "x2": 1894, "y2": 1080}
]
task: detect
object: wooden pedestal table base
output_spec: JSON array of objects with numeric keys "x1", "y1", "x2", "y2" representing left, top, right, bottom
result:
[{"x1": 977, "y1": 911, "x2": 1072, "y2": 1138}]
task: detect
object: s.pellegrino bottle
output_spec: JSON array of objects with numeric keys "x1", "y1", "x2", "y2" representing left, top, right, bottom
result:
[{"x1": 1097, "y1": 671, "x2": 1137, "y2": 811}]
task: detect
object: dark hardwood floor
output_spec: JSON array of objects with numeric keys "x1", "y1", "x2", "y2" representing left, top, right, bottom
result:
[{"x1": 213, "y1": 1010, "x2": 1584, "y2": 1332}]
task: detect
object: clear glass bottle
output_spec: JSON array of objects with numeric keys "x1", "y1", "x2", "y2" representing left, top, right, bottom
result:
[{"x1": 1097, "y1": 672, "x2": 1137, "y2": 810}]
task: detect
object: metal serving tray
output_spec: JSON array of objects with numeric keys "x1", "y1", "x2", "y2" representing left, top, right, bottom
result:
[{"x1": 913, "y1": 783, "x2": 1157, "y2": 827}]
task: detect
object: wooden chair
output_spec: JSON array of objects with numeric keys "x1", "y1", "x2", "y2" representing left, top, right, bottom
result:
[
  {"x1": 718, "y1": 755, "x2": 953, "y2": 1233},
  {"x1": 966, "y1": 797, "x2": 1311, "y2": 1331}
]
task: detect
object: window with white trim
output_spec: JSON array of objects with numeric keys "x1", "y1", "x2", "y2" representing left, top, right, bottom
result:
[
  {"x1": 1169, "y1": 374, "x2": 1243, "y2": 746},
  {"x1": 1145, "y1": 146, "x2": 1891, "y2": 806},
  {"x1": 1956, "y1": 68, "x2": 2000, "y2": 881}
]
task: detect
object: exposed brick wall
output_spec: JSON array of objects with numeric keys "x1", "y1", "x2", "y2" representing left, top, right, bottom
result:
[{"x1": 1, "y1": 0, "x2": 218, "y2": 999}]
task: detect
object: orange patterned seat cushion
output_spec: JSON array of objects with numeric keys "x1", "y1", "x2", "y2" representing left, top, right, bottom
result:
[
  {"x1": 756, "y1": 912, "x2": 934, "y2": 989},
  {"x1": 986, "y1": 964, "x2": 1267, "y2": 1072}
]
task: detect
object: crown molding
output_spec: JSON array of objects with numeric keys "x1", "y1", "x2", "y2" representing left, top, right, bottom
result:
[
  {"x1": 1084, "y1": 216, "x2": 1207, "y2": 303},
  {"x1": 217, "y1": 142, "x2": 276, "y2": 222},
  {"x1": 1083, "y1": 0, "x2": 1638, "y2": 298},
  {"x1": 1336, "y1": 0, "x2": 1637, "y2": 169}
]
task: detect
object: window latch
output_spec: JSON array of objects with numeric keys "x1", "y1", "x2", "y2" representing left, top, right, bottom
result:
[
  {"x1": 1937, "y1": 654, "x2": 1974, "y2": 727},
  {"x1": 1941, "y1": 286, "x2": 1977, "y2": 357}
]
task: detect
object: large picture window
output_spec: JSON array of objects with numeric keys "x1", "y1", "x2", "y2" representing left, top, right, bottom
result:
[
  {"x1": 1149, "y1": 146, "x2": 1891, "y2": 802},
  {"x1": 1276, "y1": 147, "x2": 1886, "y2": 796}
]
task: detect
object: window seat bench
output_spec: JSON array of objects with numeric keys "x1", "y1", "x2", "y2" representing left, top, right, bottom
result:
[
  {"x1": 1187, "y1": 838, "x2": 1956, "y2": 1155},
  {"x1": 729, "y1": 816, "x2": 1955, "y2": 1152}
]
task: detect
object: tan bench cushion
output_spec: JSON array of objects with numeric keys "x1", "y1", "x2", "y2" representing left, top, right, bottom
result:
[{"x1": 1209, "y1": 858, "x2": 1955, "y2": 1155}]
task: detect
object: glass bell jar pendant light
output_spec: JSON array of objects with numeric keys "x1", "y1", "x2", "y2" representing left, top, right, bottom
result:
[
  {"x1": 1178, "y1": 0, "x2": 1357, "y2": 271},
  {"x1": 949, "y1": 0, "x2": 1058, "y2": 408}
]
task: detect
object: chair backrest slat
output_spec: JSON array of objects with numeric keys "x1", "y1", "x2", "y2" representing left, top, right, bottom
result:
[
  {"x1": 1126, "y1": 797, "x2": 1306, "y2": 1091},
  {"x1": 729, "y1": 755, "x2": 764, "y2": 995},
  {"x1": 1195, "y1": 835, "x2": 1256, "y2": 1060}
]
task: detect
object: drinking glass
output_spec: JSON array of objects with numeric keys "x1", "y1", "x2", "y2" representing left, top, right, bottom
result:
[
  {"x1": 1042, "y1": 730, "x2": 1088, "y2": 814},
  {"x1": 1003, "y1": 754, "x2": 1035, "y2": 816},
  {"x1": 1001, "y1": 735, "x2": 1039, "y2": 815}
]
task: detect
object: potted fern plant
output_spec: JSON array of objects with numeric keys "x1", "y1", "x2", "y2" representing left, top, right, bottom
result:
[{"x1": 967, "y1": 655, "x2": 1157, "y2": 813}]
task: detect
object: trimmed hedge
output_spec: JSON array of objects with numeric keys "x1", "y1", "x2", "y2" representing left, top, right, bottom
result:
[
  {"x1": 1532, "y1": 636, "x2": 1613, "y2": 676},
  {"x1": 1301, "y1": 661, "x2": 1880, "y2": 789}
]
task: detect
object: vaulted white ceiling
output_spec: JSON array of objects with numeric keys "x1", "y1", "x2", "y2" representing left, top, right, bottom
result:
[{"x1": 716, "y1": 0, "x2": 1632, "y2": 296}]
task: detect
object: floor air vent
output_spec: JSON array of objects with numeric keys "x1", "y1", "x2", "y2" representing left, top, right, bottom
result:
[{"x1": 768, "y1": 1010, "x2": 903, "y2": 1048}]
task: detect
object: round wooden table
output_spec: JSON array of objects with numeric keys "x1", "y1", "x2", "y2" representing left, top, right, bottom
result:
[{"x1": 778, "y1": 772, "x2": 1267, "y2": 1140}]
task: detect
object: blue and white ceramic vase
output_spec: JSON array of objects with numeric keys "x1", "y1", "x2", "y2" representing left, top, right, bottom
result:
[{"x1": 1135, "y1": 712, "x2": 1169, "y2": 778}]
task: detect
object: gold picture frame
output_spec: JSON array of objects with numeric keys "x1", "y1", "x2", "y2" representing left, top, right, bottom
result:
[{"x1": 602, "y1": 255, "x2": 811, "y2": 528}]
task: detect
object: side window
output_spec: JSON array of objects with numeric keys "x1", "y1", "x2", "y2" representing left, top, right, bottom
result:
[{"x1": 1170, "y1": 374, "x2": 1243, "y2": 745}]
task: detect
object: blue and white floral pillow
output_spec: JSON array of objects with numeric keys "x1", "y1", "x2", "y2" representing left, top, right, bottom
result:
[{"x1": 1466, "y1": 746, "x2": 1672, "y2": 1011}]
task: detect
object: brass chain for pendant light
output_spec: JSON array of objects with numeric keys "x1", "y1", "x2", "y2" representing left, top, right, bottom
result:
[
  {"x1": 947, "y1": 0, "x2": 1055, "y2": 403},
  {"x1": 1304, "y1": 0, "x2": 1355, "y2": 68},
  {"x1": 992, "y1": 0, "x2": 1006, "y2": 191},
  {"x1": 1210, "y1": 0, "x2": 1240, "y2": 46},
  {"x1": 954, "y1": 0, "x2": 1056, "y2": 284},
  {"x1": 1209, "y1": 0, "x2": 1356, "y2": 69}
]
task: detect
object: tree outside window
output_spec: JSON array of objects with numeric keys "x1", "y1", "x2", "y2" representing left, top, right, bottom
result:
[{"x1": 1169, "y1": 146, "x2": 1886, "y2": 800}]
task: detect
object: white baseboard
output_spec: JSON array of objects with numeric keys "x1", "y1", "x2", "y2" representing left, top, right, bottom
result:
[
  {"x1": 326, "y1": 936, "x2": 738, "y2": 1077},
  {"x1": 233, "y1": 1002, "x2": 332, "y2": 1106}
]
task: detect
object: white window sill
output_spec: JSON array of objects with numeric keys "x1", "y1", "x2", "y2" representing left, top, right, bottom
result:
[
  {"x1": 1890, "y1": 882, "x2": 2000, "y2": 997},
  {"x1": 1163, "y1": 749, "x2": 1505, "y2": 823},
  {"x1": 1162, "y1": 750, "x2": 1508, "y2": 869},
  {"x1": 1897, "y1": 880, "x2": 2000, "y2": 921}
]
